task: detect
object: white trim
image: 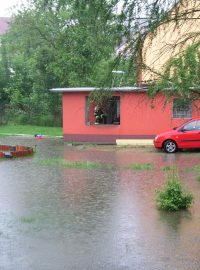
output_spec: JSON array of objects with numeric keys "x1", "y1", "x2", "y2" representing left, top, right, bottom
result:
[{"x1": 50, "y1": 86, "x2": 147, "y2": 93}]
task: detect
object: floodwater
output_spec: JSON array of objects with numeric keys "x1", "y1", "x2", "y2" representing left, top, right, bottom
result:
[{"x1": 1, "y1": 137, "x2": 200, "y2": 270}]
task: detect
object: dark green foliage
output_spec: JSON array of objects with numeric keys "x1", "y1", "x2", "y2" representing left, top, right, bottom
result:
[
  {"x1": 0, "y1": 0, "x2": 122, "y2": 126},
  {"x1": 0, "y1": 0, "x2": 199, "y2": 125},
  {"x1": 156, "y1": 168, "x2": 194, "y2": 211}
]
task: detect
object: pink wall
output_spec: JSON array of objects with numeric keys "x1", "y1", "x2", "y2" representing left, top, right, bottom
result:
[{"x1": 62, "y1": 91, "x2": 200, "y2": 142}]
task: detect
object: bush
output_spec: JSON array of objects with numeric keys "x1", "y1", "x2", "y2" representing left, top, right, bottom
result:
[
  {"x1": 6, "y1": 112, "x2": 62, "y2": 127},
  {"x1": 156, "y1": 168, "x2": 194, "y2": 211},
  {"x1": 32, "y1": 115, "x2": 53, "y2": 127},
  {"x1": 10, "y1": 113, "x2": 30, "y2": 125}
]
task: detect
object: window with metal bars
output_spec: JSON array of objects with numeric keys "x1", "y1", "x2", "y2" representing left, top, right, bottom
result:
[{"x1": 172, "y1": 99, "x2": 192, "y2": 118}]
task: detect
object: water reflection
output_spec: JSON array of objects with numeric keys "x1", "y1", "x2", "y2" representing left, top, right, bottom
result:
[
  {"x1": 0, "y1": 137, "x2": 200, "y2": 269},
  {"x1": 158, "y1": 210, "x2": 193, "y2": 233}
]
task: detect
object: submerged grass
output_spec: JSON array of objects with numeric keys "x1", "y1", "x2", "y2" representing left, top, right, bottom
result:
[
  {"x1": 162, "y1": 165, "x2": 174, "y2": 171},
  {"x1": 191, "y1": 164, "x2": 200, "y2": 181},
  {"x1": 37, "y1": 158, "x2": 113, "y2": 170},
  {"x1": 192, "y1": 164, "x2": 200, "y2": 173},
  {"x1": 126, "y1": 163, "x2": 154, "y2": 171},
  {"x1": 20, "y1": 216, "x2": 35, "y2": 223}
]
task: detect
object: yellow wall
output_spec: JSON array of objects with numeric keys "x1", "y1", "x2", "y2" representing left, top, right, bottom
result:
[{"x1": 143, "y1": 0, "x2": 200, "y2": 81}]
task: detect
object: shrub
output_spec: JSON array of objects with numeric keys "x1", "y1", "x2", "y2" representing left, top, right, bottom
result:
[
  {"x1": 32, "y1": 115, "x2": 53, "y2": 127},
  {"x1": 12, "y1": 113, "x2": 30, "y2": 125},
  {"x1": 156, "y1": 168, "x2": 194, "y2": 211},
  {"x1": 6, "y1": 113, "x2": 62, "y2": 127}
]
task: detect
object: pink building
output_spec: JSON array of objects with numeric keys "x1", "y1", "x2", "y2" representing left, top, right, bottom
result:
[
  {"x1": 50, "y1": 1, "x2": 200, "y2": 143},
  {"x1": 51, "y1": 87, "x2": 200, "y2": 143}
]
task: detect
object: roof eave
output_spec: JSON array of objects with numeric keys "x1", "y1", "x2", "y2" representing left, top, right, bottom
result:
[{"x1": 50, "y1": 86, "x2": 148, "y2": 93}]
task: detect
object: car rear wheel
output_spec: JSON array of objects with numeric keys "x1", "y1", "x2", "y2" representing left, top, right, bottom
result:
[{"x1": 163, "y1": 140, "x2": 177, "y2": 153}]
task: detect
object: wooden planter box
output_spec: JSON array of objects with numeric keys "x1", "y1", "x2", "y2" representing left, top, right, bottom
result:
[{"x1": 0, "y1": 145, "x2": 34, "y2": 158}]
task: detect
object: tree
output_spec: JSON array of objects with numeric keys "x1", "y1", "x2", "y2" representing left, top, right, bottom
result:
[
  {"x1": 148, "y1": 41, "x2": 200, "y2": 100},
  {"x1": 1, "y1": 0, "x2": 121, "y2": 125},
  {"x1": 3, "y1": 0, "x2": 200, "y2": 125},
  {"x1": 119, "y1": 0, "x2": 200, "y2": 100},
  {"x1": 0, "y1": 40, "x2": 10, "y2": 124}
]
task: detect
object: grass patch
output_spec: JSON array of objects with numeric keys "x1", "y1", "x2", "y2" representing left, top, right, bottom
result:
[
  {"x1": 190, "y1": 164, "x2": 200, "y2": 181},
  {"x1": 37, "y1": 158, "x2": 113, "y2": 170},
  {"x1": 162, "y1": 165, "x2": 174, "y2": 171},
  {"x1": 127, "y1": 163, "x2": 154, "y2": 170},
  {"x1": 20, "y1": 216, "x2": 35, "y2": 223},
  {"x1": 0, "y1": 134, "x2": 7, "y2": 137},
  {"x1": 0, "y1": 124, "x2": 62, "y2": 137},
  {"x1": 192, "y1": 164, "x2": 200, "y2": 173},
  {"x1": 156, "y1": 167, "x2": 194, "y2": 211}
]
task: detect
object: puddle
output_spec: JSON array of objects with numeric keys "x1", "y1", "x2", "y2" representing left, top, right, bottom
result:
[{"x1": 0, "y1": 136, "x2": 200, "y2": 269}]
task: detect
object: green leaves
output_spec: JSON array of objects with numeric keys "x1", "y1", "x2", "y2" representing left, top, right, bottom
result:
[
  {"x1": 148, "y1": 41, "x2": 200, "y2": 102},
  {"x1": 156, "y1": 167, "x2": 194, "y2": 211},
  {"x1": 0, "y1": 0, "x2": 121, "y2": 125}
]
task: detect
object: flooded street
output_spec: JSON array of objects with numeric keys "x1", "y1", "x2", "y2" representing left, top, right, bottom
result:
[{"x1": 1, "y1": 136, "x2": 200, "y2": 270}]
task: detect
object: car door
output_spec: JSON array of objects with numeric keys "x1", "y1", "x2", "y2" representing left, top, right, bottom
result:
[{"x1": 177, "y1": 120, "x2": 200, "y2": 148}]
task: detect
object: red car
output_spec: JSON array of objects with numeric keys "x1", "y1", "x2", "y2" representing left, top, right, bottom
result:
[{"x1": 154, "y1": 118, "x2": 200, "y2": 153}]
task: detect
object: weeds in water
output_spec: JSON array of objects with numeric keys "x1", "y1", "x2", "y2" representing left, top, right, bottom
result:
[
  {"x1": 156, "y1": 167, "x2": 194, "y2": 211},
  {"x1": 20, "y1": 216, "x2": 35, "y2": 223},
  {"x1": 192, "y1": 164, "x2": 200, "y2": 173},
  {"x1": 37, "y1": 158, "x2": 113, "y2": 170},
  {"x1": 190, "y1": 164, "x2": 200, "y2": 181},
  {"x1": 127, "y1": 163, "x2": 154, "y2": 171},
  {"x1": 162, "y1": 165, "x2": 174, "y2": 171}
]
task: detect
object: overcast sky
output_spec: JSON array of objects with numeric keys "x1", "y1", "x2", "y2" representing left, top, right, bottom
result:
[
  {"x1": 1, "y1": 0, "x2": 124, "y2": 17},
  {"x1": 0, "y1": 0, "x2": 24, "y2": 17}
]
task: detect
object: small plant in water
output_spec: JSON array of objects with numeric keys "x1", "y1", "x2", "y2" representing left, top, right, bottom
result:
[
  {"x1": 191, "y1": 164, "x2": 200, "y2": 182},
  {"x1": 156, "y1": 167, "x2": 194, "y2": 211},
  {"x1": 128, "y1": 163, "x2": 154, "y2": 170},
  {"x1": 192, "y1": 164, "x2": 200, "y2": 172},
  {"x1": 162, "y1": 165, "x2": 173, "y2": 171},
  {"x1": 20, "y1": 216, "x2": 35, "y2": 223}
]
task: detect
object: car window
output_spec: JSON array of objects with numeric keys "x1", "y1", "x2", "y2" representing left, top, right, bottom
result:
[
  {"x1": 196, "y1": 120, "x2": 200, "y2": 130},
  {"x1": 183, "y1": 121, "x2": 197, "y2": 131}
]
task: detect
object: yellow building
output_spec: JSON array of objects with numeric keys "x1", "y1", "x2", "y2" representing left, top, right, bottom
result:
[{"x1": 143, "y1": 0, "x2": 200, "y2": 82}]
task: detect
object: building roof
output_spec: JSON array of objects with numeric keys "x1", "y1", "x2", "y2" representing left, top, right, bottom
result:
[
  {"x1": 0, "y1": 17, "x2": 11, "y2": 35},
  {"x1": 50, "y1": 86, "x2": 148, "y2": 93}
]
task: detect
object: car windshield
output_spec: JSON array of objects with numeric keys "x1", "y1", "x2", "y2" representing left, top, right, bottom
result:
[{"x1": 176, "y1": 119, "x2": 192, "y2": 130}]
